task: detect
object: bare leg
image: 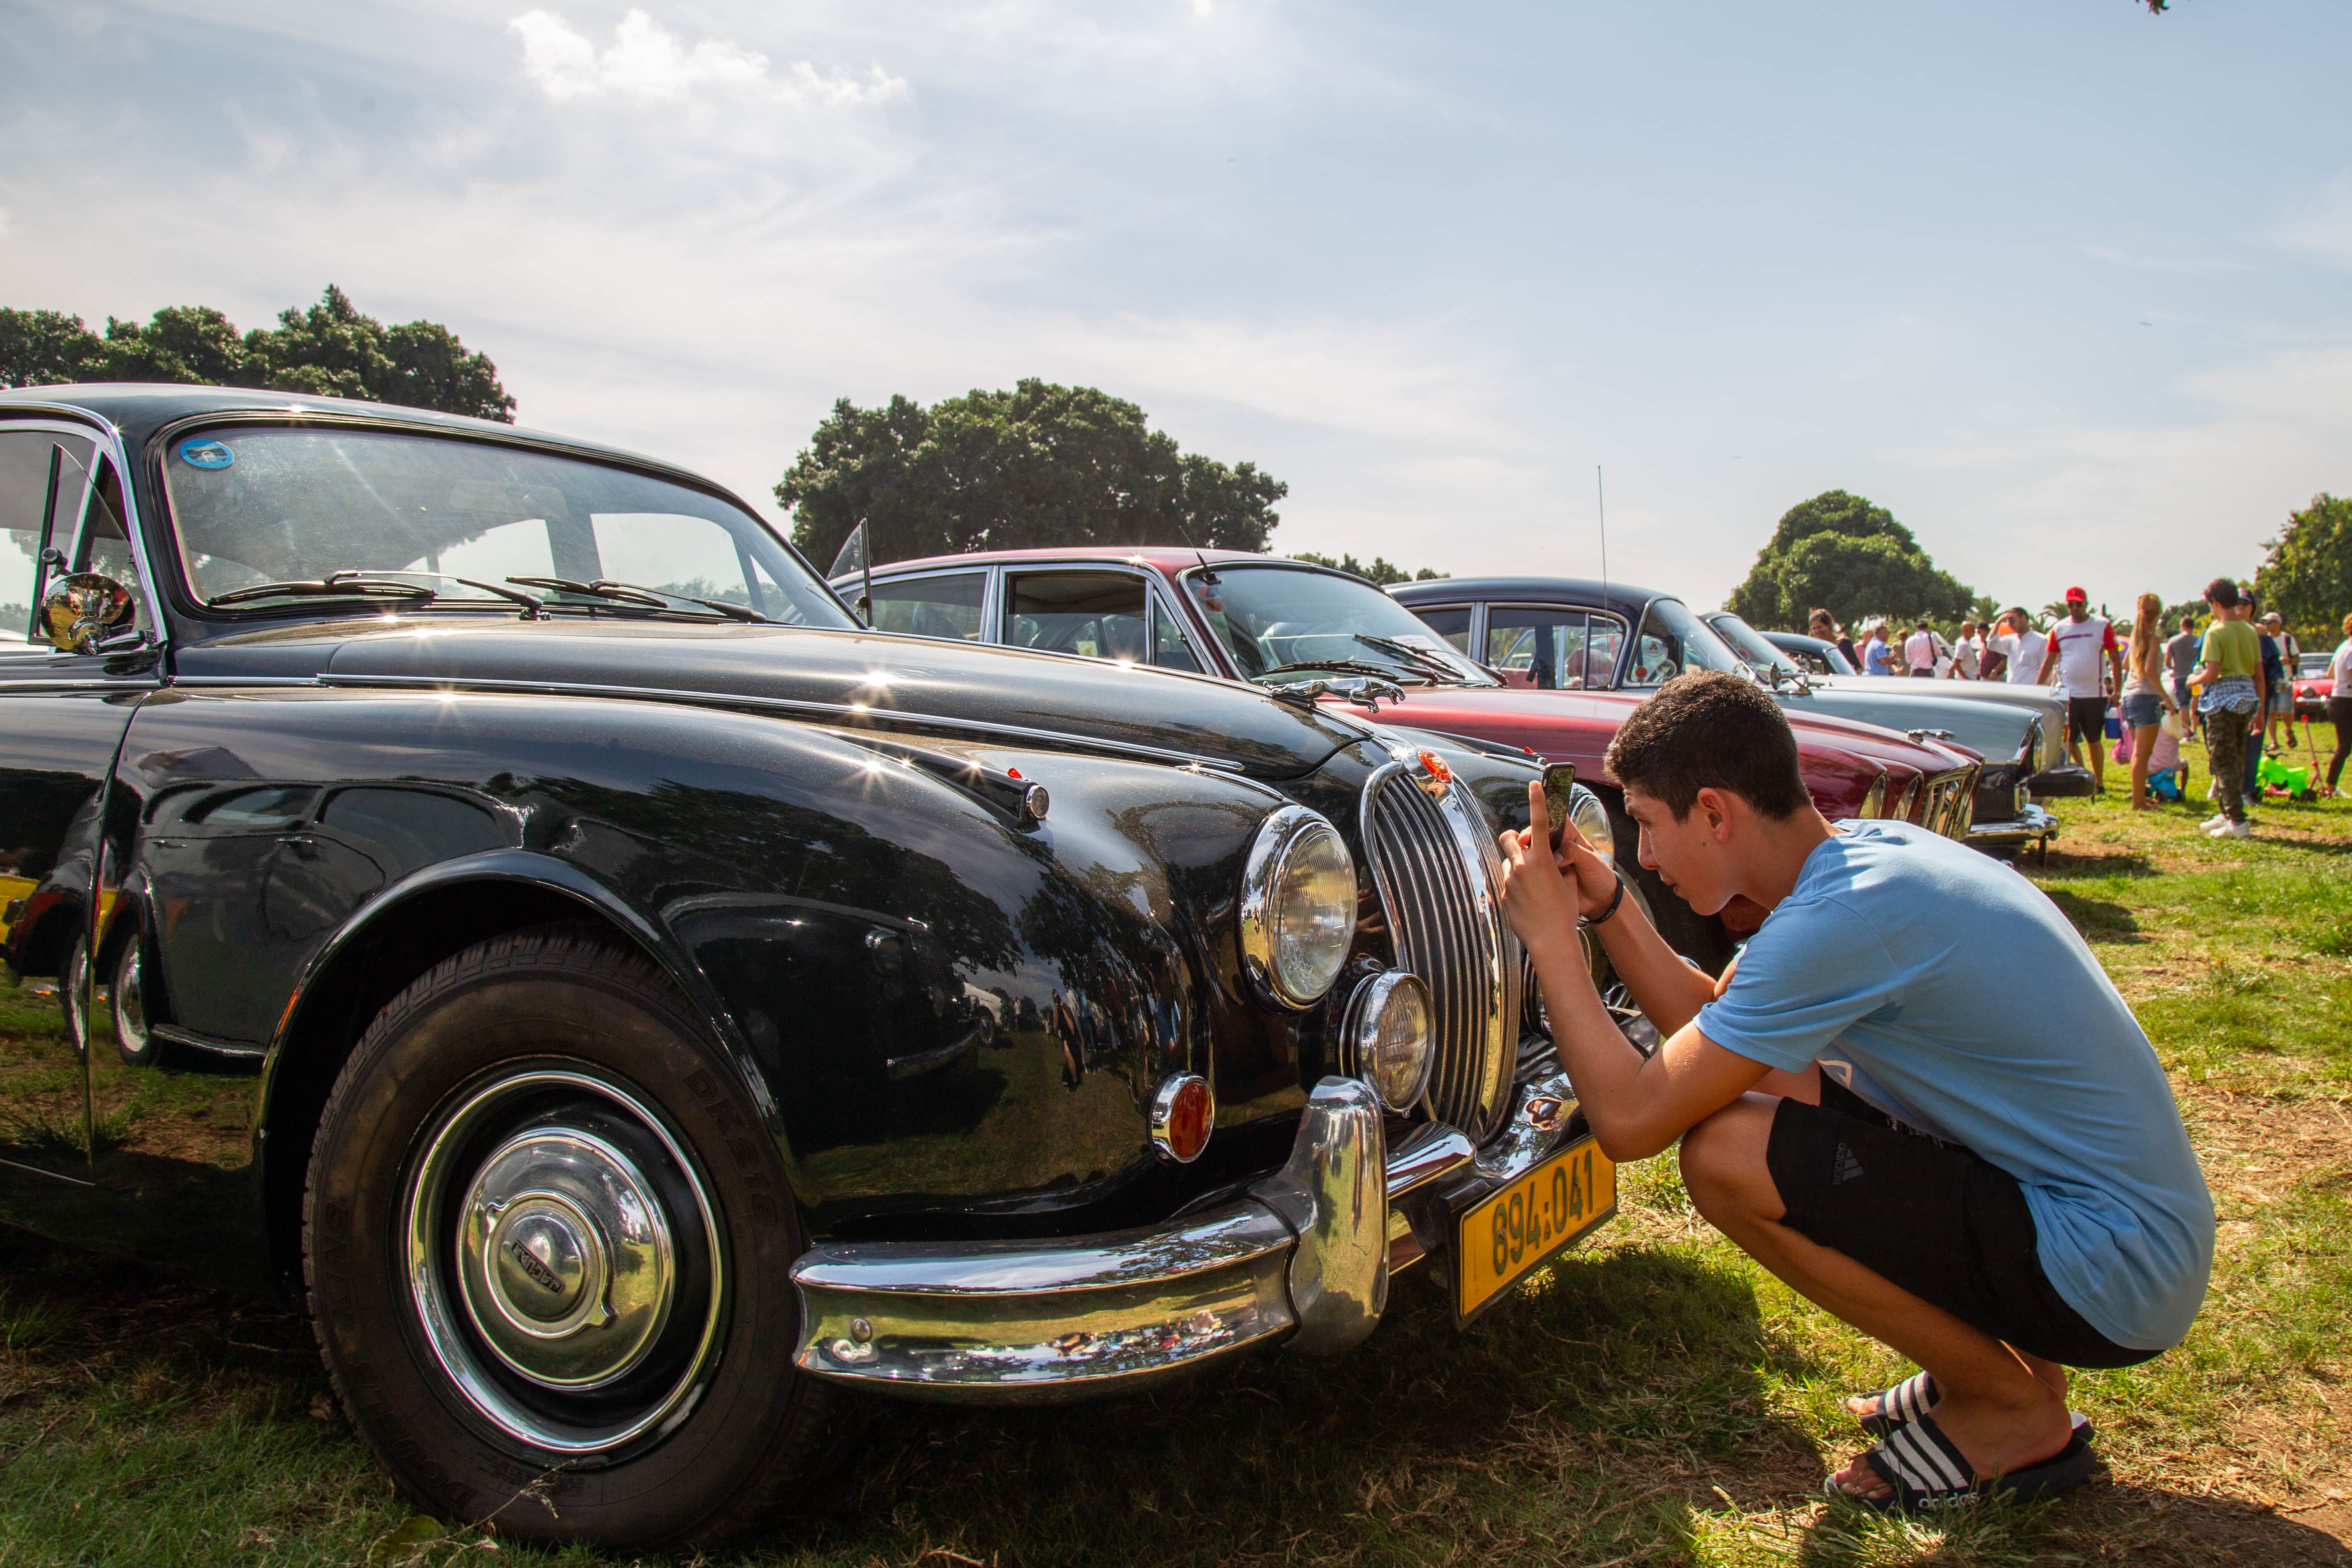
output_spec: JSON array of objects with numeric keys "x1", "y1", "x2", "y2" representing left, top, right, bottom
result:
[
  {"x1": 2088, "y1": 735, "x2": 2107, "y2": 795},
  {"x1": 2130, "y1": 725, "x2": 2156, "y2": 809},
  {"x1": 1678, "y1": 1098, "x2": 2073, "y2": 1498}
]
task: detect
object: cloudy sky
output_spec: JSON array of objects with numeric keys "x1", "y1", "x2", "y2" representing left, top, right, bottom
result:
[{"x1": 6, "y1": 0, "x2": 2348, "y2": 609}]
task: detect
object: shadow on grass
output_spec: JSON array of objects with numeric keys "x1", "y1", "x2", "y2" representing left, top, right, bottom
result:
[
  {"x1": 2041, "y1": 888, "x2": 2145, "y2": 944},
  {"x1": 751, "y1": 1244, "x2": 1831, "y2": 1565},
  {"x1": 1786, "y1": 1478, "x2": 2352, "y2": 1568}
]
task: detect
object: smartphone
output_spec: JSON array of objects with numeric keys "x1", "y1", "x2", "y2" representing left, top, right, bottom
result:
[{"x1": 1542, "y1": 762, "x2": 1577, "y2": 851}]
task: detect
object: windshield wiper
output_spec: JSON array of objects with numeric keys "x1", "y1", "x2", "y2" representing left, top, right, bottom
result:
[
  {"x1": 1352, "y1": 633, "x2": 1482, "y2": 684},
  {"x1": 505, "y1": 577, "x2": 773, "y2": 623},
  {"x1": 1254, "y1": 658, "x2": 1432, "y2": 685},
  {"x1": 209, "y1": 571, "x2": 436, "y2": 607}
]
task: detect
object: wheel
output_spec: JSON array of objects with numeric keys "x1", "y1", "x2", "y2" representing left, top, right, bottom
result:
[
  {"x1": 303, "y1": 924, "x2": 836, "y2": 1548},
  {"x1": 61, "y1": 934, "x2": 90, "y2": 1062},
  {"x1": 112, "y1": 935, "x2": 166, "y2": 1068}
]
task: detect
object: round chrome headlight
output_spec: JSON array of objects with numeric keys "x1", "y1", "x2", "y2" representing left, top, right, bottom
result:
[
  {"x1": 1567, "y1": 785, "x2": 1613, "y2": 864},
  {"x1": 1338, "y1": 970, "x2": 1434, "y2": 1111},
  {"x1": 1238, "y1": 808, "x2": 1356, "y2": 1008}
]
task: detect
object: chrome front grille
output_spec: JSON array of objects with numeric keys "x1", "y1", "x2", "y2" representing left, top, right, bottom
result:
[
  {"x1": 1923, "y1": 766, "x2": 1978, "y2": 839},
  {"x1": 1359, "y1": 761, "x2": 1520, "y2": 1144}
]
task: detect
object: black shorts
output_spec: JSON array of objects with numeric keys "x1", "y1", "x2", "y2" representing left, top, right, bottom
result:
[
  {"x1": 1765, "y1": 1080, "x2": 2158, "y2": 1370},
  {"x1": 2066, "y1": 696, "x2": 2108, "y2": 744}
]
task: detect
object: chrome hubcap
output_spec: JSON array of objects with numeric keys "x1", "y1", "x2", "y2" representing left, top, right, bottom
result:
[
  {"x1": 114, "y1": 946, "x2": 148, "y2": 1057},
  {"x1": 457, "y1": 1128, "x2": 672, "y2": 1388},
  {"x1": 405, "y1": 1065, "x2": 724, "y2": 1456}
]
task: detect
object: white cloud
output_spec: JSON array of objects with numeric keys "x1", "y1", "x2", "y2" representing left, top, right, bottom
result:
[{"x1": 507, "y1": 8, "x2": 905, "y2": 108}]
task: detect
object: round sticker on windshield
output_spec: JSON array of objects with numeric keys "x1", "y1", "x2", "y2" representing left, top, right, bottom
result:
[{"x1": 178, "y1": 439, "x2": 234, "y2": 470}]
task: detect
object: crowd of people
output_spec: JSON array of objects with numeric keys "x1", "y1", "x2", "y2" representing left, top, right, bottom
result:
[{"x1": 1807, "y1": 589, "x2": 2352, "y2": 837}]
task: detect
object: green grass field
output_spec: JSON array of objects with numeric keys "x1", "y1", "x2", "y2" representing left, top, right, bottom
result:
[{"x1": 1, "y1": 723, "x2": 2347, "y2": 1566}]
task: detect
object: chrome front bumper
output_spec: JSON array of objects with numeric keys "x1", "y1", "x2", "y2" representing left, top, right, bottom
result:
[
  {"x1": 790, "y1": 1069, "x2": 1581, "y2": 1402},
  {"x1": 1965, "y1": 802, "x2": 2060, "y2": 852}
]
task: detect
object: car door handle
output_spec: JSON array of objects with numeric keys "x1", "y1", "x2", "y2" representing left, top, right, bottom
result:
[{"x1": 279, "y1": 834, "x2": 319, "y2": 860}]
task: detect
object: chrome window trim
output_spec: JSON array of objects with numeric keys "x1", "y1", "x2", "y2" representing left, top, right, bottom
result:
[
  {"x1": 145, "y1": 410, "x2": 856, "y2": 629},
  {"x1": 0, "y1": 416, "x2": 168, "y2": 663},
  {"x1": 842, "y1": 563, "x2": 994, "y2": 643},
  {"x1": 312, "y1": 671, "x2": 1264, "y2": 777},
  {"x1": 1475, "y1": 601, "x2": 1630, "y2": 691}
]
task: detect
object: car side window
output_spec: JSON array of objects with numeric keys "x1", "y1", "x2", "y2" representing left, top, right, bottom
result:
[
  {"x1": 1484, "y1": 607, "x2": 1615, "y2": 690},
  {"x1": 70, "y1": 458, "x2": 151, "y2": 636},
  {"x1": 869, "y1": 572, "x2": 987, "y2": 640},
  {"x1": 1004, "y1": 571, "x2": 1148, "y2": 663},
  {"x1": 1411, "y1": 604, "x2": 1473, "y2": 654},
  {"x1": 0, "y1": 430, "x2": 98, "y2": 646},
  {"x1": 1149, "y1": 595, "x2": 1204, "y2": 672}
]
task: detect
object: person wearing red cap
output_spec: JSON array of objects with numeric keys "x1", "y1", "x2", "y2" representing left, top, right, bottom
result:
[{"x1": 2038, "y1": 589, "x2": 2123, "y2": 793}]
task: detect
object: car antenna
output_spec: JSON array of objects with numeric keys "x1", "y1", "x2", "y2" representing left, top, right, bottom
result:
[
  {"x1": 1194, "y1": 550, "x2": 1221, "y2": 586},
  {"x1": 1595, "y1": 464, "x2": 1610, "y2": 687}
]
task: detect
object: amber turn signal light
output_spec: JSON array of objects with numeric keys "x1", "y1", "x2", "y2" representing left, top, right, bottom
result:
[{"x1": 1149, "y1": 1073, "x2": 1215, "y2": 1163}]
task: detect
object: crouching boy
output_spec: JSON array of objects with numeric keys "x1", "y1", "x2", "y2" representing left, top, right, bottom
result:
[{"x1": 1498, "y1": 672, "x2": 2213, "y2": 1511}]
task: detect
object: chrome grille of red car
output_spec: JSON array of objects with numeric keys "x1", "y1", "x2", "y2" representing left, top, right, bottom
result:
[
  {"x1": 1923, "y1": 766, "x2": 1978, "y2": 839},
  {"x1": 1359, "y1": 761, "x2": 1520, "y2": 1144}
]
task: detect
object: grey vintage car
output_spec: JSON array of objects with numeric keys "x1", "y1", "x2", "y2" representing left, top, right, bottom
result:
[{"x1": 1702, "y1": 612, "x2": 2086, "y2": 857}]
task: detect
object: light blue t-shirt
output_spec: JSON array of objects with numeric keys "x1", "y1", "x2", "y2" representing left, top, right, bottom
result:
[
  {"x1": 1862, "y1": 639, "x2": 1892, "y2": 676},
  {"x1": 1696, "y1": 821, "x2": 2214, "y2": 1351}
]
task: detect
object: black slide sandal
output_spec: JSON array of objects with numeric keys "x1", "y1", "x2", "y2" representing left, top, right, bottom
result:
[
  {"x1": 1826, "y1": 1412, "x2": 2097, "y2": 1515},
  {"x1": 1852, "y1": 1373, "x2": 2095, "y2": 1445}
]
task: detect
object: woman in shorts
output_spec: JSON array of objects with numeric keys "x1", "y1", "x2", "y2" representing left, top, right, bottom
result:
[{"x1": 2120, "y1": 593, "x2": 2173, "y2": 811}]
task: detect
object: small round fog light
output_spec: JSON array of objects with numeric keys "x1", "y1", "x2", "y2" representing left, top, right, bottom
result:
[
  {"x1": 1338, "y1": 971, "x2": 1434, "y2": 1112},
  {"x1": 1149, "y1": 1073, "x2": 1215, "y2": 1163}
]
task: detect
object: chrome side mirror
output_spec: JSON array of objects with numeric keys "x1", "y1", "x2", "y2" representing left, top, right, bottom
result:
[{"x1": 40, "y1": 572, "x2": 137, "y2": 654}]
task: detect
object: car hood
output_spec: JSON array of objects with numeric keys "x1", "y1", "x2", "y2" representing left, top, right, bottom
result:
[
  {"x1": 1774, "y1": 686, "x2": 2031, "y2": 763},
  {"x1": 205, "y1": 617, "x2": 1372, "y2": 780}
]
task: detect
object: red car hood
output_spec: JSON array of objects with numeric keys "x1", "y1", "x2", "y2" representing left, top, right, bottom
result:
[{"x1": 1335, "y1": 685, "x2": 1942, "y2": 817}]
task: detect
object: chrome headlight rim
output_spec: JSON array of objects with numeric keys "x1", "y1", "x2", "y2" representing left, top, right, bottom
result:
[
  {"x1": 1237, "y1": 806, "x2": 1357, "y2": 1010},
  {"x1": 1566, "y1": 783, "x2": 1613, "y2": 864},
  {"x1": 1337, "y1": 969, "x2": 1435, "y2": 1112}
]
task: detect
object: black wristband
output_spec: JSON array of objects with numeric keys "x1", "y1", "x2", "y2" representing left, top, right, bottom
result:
[{"x1": 1581, "y1": 876, "x2": 1626, "y2": 930}]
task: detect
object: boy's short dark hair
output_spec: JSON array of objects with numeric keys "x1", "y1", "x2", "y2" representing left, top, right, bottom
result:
[
  {"x1": 1604, "y1": 671, "x2": 1812, "y2": 822},
  {"x1": 2204, "y1": 577, "x2": 2240, "y2": 608}
]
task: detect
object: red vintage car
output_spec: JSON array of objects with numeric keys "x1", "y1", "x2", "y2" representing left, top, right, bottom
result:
[
  {"x1": 847, "y1": 548, "x2": 1981, "y2": 970},
  {"x1": 2293, "y1": 651, "x2": 2335, "y2": 721}
]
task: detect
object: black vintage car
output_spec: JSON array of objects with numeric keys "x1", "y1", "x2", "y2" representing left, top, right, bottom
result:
[{"x1": 0, "y1": 386, "x2": 1616, "y2": 1548}]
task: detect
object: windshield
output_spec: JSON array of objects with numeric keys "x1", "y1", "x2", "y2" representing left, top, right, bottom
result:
[
  {"x1": 1621, "y1": 597, "x2": 1748, "y2": 687},
  {"x1": 162, "y1": 426, "x2": 851, "y2": 626},
  {"x1": 1181, "y1": 565, "x2": 1497, "y2": 686},
  {"x1": 2301, "y1": 653, "x2": 2332, "y2": 678},
  {"x1": 1706, "y1": 611, "x2": 1804, "y2": 676}
]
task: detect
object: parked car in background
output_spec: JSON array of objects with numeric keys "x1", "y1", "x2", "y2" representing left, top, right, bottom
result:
[
  {"x1": 1699, "y1": 610, "x2": 2069, "y2": 858},
  {"x1": 2, "y1": 385, "x2": 1620, "y2": 1549},
  {"x1": 1767, "y1": 630, "x2": 1856, "y2": 674},
  {"x1": 850, "y1": 549, "x2": 1980, "y2": 973},
  {"x1": 2294, "y1": 651, "x2": 2335, "y2": 720}
]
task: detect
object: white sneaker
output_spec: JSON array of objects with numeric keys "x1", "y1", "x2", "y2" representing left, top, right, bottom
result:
[
  {"x1": 2201, "y1": 813, "x2": 2229, "y2": 831},
  {"x1": 2207, "y1": 819, "x2": 2252, "y2": 838}
]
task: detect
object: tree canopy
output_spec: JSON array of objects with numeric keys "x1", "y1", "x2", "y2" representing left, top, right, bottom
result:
[
  {"x1": 2254, "y1": 493, "x2": 2351, "y2": 642},
  {"x1": 776, "y1": 379, "x2": 1285, "y2": 568},
  {"x1": 0, "y1": 286, "x2": 515, "y2": 422},
  {"x1": 1724, "y1": 489, "x2": 1975, "y2": 631},
  {"x1": 1290, "y1": 551, "x2": 1446, "y2": 585}
]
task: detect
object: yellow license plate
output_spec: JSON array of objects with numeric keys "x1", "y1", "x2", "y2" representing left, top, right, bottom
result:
[{"x1": 1456, "y1": 1135, "x2": 1616, "y2": 1321}]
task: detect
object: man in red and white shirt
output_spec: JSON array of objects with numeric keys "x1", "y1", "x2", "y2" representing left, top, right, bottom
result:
[{"x1": 2037, "y1": 588, "x2": 2124, "y2": 793}]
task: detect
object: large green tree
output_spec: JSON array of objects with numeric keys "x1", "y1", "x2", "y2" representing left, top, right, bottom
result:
[
  {"x1": 0, "y1": 286, "x2": 515, "y2": 421},
  {"x1": 2254, "y1": 493, "x2": 2351, "y2": 643},
  {"x1": 1290, "y1": 551, "x2": 1446, "y2": 585},
  {"x1": 776, "y1": 379, "x2": 1285, "y2": 568},
  {"x1": 1725, "y1": 489, "x2": 1975, "y2": 631}
]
